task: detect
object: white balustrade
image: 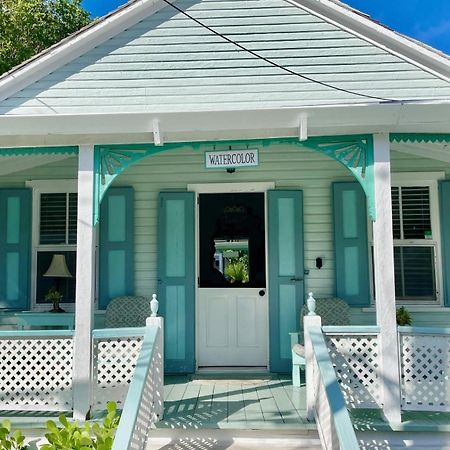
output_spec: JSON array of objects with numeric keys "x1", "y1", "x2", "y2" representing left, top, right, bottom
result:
[
  {"x1": 112, "y1": 316, "x2": 164, "y2": 450},
  {"x1": 324, "y1": 328, "x2": 382, "y2": 409},
  {"x1": 305, "y1": 313, "x2": 360, "y2": 450},
  {"x1": 400, "y1": 327, "x2": 450, "y2": 412},
  {"x1": 0, "y1": 330, "x2": 74, "y2": 411},
  {"x1": 92, "y1": 328, "x2": 145, "y2": 410}
]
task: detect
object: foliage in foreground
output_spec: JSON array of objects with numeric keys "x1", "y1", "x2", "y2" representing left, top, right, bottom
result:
[
  {"x1": 0, "y1": 0, "x2": 91, "y2": 75},
  {"x1": 0, "y1": 420, "x2": 27, "y2": 450},
  {"x1": 0, "y1": 402, "x2": 119, "y2": 450}
]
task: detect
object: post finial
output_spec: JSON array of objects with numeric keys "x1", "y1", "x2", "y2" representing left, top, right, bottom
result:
[
  {"x1": 307, "y1": 292, "x2": 316, "y2": 316},
  {"x1": 150, "y1": 293, "x2": 159, "y2": 317}
]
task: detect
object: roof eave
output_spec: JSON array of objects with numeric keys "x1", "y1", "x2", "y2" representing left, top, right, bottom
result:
[
  {"x1": 1, "y1": 102, "x2": 449, "y2": 148},
  {"x1": 0, "y1": 0, "x2": 170, "y2": 102},
  {"x1": 288, "y1": 0, "x2": 450, "y2": 82}
]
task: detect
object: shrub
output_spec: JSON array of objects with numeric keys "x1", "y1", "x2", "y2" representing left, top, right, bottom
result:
[
  {"x1": 41, "y1": 401, "x2": 119, "y2": 450},
  {"x1": 0, "y1": 420, "x2": 28, "y2": 450}
]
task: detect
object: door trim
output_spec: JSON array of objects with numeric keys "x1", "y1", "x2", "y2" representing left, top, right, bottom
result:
[{"x1": 188, "y1": 182, "x2": 275, "y2": 371}]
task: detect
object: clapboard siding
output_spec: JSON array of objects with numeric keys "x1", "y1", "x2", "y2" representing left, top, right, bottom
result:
[
  {"x1": 1, "y1": 146, "x2": 450, "y2": 328},
  {"x1": 1, "y1": 0, "x2": 450, "y2": 115}
]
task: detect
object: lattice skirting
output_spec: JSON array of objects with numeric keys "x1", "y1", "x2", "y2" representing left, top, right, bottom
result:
[
  {"x1": 93, "y1": 335, "x2": 143, "y2": 409},
  {"x1": 325, "y1": 334, "x2": 382, "y2": 409},
  {"x1": 0, "y1": 337, "x2": 73, "y2": 411}
]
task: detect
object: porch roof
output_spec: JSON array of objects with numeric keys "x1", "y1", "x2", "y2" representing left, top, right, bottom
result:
[{"x1": 0, "y1": 0, "x2": 449, "y2": 121}]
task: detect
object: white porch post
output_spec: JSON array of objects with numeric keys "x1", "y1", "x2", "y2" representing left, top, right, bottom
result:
[
  {"x1": 372, "y1": 133, "x2": 402, "y2": 424},
  {"x1": 73, "y1": 144, "x2": 96, "y2": 420}
]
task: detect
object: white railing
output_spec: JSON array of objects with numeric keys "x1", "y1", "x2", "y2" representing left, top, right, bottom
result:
[
  {"x1": 305, "y1": 320, "x2": 360, "y2": 450},
  {"x1": 0, "y1": 329, "x2": 74, "y2": 411},
  {"x1": 399, "y1": 326, "x2": 450, "y2": 412},
  {"x1": 92, "y1": 327, "x2": 146, "y2": 411},
  {"x1": 112, "y1": 316, "x2": 164, "y2": 450},
  {"x1": 323, "y1": 326, "x2": 381, "y2": 409}
]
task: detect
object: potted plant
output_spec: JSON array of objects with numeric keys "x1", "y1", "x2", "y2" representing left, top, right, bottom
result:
[
  {"x1": 45, "y1": 287, "x2": 64, "y2": 313},
  {"x1": 396, "y1": 306, "x2": 412, "y2": 326}
]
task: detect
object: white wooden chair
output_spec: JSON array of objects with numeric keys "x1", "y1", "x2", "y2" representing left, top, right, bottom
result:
[
  {"x1": 291, "y1": 297, "x2": 350, "y2": 387},
  {"x1": 104, "y1": 296, "x2": 151, "y2": 328}
]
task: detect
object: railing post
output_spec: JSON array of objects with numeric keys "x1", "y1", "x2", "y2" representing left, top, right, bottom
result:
[
  {"x1": 304, "y1": 292, "x2": 322, "y2": 421},
  {"x1": 147, "y1": 296, "x2": 164, "y2": 420},
  {"x1": 373, "y1": 133, "x2": 402, "y2": 424},
  {"x1": 73, "y1": 144, "x2": 96, "y2": 420}
]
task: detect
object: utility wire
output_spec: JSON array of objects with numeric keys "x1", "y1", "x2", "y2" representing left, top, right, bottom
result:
[{"x1": 161, "y1": 0, "x2": 397, "y2": 103}]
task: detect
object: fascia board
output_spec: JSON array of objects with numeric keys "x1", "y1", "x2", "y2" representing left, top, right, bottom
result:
[
  {"x1": 0, "y1": 0, "x2": 171, "y2": 102},
  {"x1": 0, "y1": 103, "x2": 449, "y2": 147},
  {"x1": 288, "y1": 0, "x2": 450, "y2": 82}
]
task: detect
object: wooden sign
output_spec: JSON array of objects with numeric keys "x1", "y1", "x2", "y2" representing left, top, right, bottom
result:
[{"x1": 205, "y1": 149, "x2": 259, "y2": 169}]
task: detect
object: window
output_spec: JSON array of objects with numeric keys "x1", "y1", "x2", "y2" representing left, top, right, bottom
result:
[
  {"x1": 371, "y1": 175, "x2": 442, "y2": 304},
  {"x1": 28, "y1": 181, "x2": 78, "y2": 308},
  {"x1": 392, "y1": 186, "x2": 437, "y2": 301}
]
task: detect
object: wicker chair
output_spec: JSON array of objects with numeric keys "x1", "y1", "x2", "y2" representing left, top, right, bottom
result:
[
  {"x1": 291, "y1": 298, "x2": 350, "y2": 387},
  {"x1": 104, "y1": 296, "x2": 151, "y2": 328}
]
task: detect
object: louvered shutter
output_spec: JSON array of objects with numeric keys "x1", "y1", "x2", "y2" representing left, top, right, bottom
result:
[
  {"x1": 99, "y1": 187, "x2": 134, "y2": 309},
  {"x1": 0, "y1": 189, "x2": 31, "y2": 310},
  {"x1": 333, "y1": 182, "x2": 370, "y2": 307},
  {"x1": 439, "y1": 181, "x2": 450, "y2": 306}
]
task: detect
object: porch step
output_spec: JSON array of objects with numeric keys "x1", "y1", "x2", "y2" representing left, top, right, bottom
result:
[{"x1": 146, "y1": 429, "x2": 322, "y2": 450}]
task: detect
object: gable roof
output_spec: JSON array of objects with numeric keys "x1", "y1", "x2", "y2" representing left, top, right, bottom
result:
[{"x1": 0, "y1": 0, "x2": 449, "y2": 117}]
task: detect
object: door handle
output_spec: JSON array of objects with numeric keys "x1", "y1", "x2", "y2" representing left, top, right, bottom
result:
[{"x1": 290, "y1": 277, "x2": 303, "y2": 282}]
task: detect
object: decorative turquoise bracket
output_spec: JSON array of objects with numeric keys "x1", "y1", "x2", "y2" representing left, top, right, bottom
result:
[
  {"x1": 93, "y1": 144, "x2": 174, "y2": 225},
  {"x1": 92, "y1": 135, "x2": 375, "y2": 224},
  {"x1": 299, "y1": 135, "x2": 375, "y2": 220},
  {"x1": 0, "y1": 146, "x2": 78, "y2": 156},
  {"x1": 390, "y1": 133, "x2": 450, "y2": 144}
]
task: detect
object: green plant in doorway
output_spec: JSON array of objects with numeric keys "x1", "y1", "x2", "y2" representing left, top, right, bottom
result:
[{"x1": 225, "y1": 257, "x2": 249, "y2": 283}]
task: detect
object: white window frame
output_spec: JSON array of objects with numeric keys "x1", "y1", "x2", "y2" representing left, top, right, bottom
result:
[
  {"x1": 368, "y1": 172, "x2": 444, "y2": 307},
  {"x1": 26, "y1": 180, "x2": 78, "y2": 311}
]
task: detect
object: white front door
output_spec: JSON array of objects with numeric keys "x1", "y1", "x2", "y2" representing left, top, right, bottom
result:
[
  {"x1": 198, "y1": 288, "x2": 267, "y2": 366},
  {"x1": 196, "y1": 191, "x2": 268, "y2": 367}
]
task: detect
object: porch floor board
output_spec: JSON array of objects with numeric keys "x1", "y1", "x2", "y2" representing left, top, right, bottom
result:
[
  {"x1": 156, "y1": 375, "x2": 314, "y2": 430},
  {"x1": 351, "y1": 408, "x2": 450, "y2": 432}
]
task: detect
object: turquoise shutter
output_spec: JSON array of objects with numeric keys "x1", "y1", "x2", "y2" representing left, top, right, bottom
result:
[
  {"x1": 439, "y1": 180, "x2": 450, "y2": 306},
  {"x1": 333, "y1": 182, "x2": 370, "y2": 306},
  {"x1": 268, "y1": 190, "x2": 304, "y2": 373},
  {"x1": 99, "y1": 187, "x2": 134, "y2": 309},
  {"x1": 158, "y1": 192, "x2": 195, "y2": 373},
  {"x1": 0, "y1": 189, "x2": 31, "y2": 310}
]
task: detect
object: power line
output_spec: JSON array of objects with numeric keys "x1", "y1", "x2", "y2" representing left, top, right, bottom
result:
[{"x1": 161, "y1": 0, "x2": 397, "y2": 103}]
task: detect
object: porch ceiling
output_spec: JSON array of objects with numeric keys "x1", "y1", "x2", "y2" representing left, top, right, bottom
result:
[
  {"x1": 0, "y1": 154, "x2": 73, "y2": 175},
  {"x1": 391, "y1": 140, "x2": 450, "y2": 163}
]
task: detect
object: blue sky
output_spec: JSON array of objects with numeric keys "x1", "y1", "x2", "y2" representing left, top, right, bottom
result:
[{"x1": 82, "y1": 0, "x2": 450, "y2": 54}]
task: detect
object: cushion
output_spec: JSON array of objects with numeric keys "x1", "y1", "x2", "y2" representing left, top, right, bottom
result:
[{"x1": 292, "y1": 343, "x2": 305, "y2": 358}]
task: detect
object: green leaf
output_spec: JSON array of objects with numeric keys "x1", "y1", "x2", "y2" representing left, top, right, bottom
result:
[
  {"x1": 58, "y1": 414, "x2": 69, "y2": 428},
  {"x1": 106, "y1": 401, "x2": 117, "y2": 414},
  {"x1": 2, "y1": 420, "x2": 11, "y2": 432},
  {"x1": 0, "y1": 0, "x2": 92, "y2": 75}
]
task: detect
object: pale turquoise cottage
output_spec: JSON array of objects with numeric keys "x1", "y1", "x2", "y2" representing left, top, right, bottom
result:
[{"x1": 0, "y1": 0, "x2": 450, "y2": 439}]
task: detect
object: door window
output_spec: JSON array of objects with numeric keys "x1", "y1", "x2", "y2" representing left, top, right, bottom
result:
[{"x1": 199, "y1": 193, "x2": 265, "y2": 288}]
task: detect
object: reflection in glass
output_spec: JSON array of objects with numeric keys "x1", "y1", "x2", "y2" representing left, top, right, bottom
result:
[{"x1": 214, "y1": 239, "x2": 249, "y2": 284}]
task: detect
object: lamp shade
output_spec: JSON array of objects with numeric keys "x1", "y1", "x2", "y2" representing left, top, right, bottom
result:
[{"x1": 44, "y1": 254, "x2": 73, "y2": 278}]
